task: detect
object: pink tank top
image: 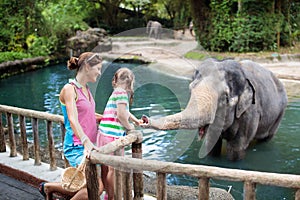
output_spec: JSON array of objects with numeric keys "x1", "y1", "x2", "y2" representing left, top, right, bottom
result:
[{"x1": 70, "y1": 79, "x2": 97, "y2": 145}]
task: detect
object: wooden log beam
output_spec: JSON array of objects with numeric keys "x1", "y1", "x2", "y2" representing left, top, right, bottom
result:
[
  {"x1": 0, "y1": 105, "x2": 63, "y2": 123},
  {"x1": 86, "y1": 161, "x2": 100, "y2": 200},
  {"x1": 96, "y1": 131, "x2": 139, "y2": 155},
  {"x1": 90, "y1": 152, "x2": 300, "y2": 189},
  {"x1": 47, "y1": 120, "x2": 56, "y2": 170},
  {"x1": 132, "y1": 142, "x2": 143, "y2": 200},
  {"x1": 244, "y1": 181, "x2": 256, "y2": 200},
  {"x1": 157, "y1": 172, "x2": 166, "y2": 200},
  {"x1": 123, "y1": 171, "x2": 132, "y2": 200},
  {"x1": 19, "y1": 115, "x2": 29, "y2": 160},
  {"x1": 115, "y1": 149, "x2": 123, "y2": 200},
  {"x1": 295, "y1": 189, "x2": 300, "y2": 200},
  {"x1": 199, "y1": 177, "x2": 209, "y2": 200},
  {"x1": 0, "y1": 112, "x2": 6, "y2": 152},
  {"x1": 7, "y1": 112, "x2": 17, "y2": 157},
  {"x1": 32, "y1": 118, "x2": 41, "y2": 166}
]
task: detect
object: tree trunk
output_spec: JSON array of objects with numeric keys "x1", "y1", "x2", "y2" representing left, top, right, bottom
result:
[{"x1": 189, "y1": 0, "x2": 211, "y2": 42}]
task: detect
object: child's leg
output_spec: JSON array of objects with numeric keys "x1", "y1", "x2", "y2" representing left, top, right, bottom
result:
[
  {"x1": 106, "y1": 166, "x2": 115, "y2": 200},
  {"x1": 101, "y1": 165, "x2": 110, "y2": 196}
]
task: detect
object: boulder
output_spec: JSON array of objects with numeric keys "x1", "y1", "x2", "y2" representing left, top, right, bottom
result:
[{"x1": 67, "y1": 28, "x2": 112, "y2": 57}]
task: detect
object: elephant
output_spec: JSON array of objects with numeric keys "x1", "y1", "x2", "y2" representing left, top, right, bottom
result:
[
  {"x1": 146, "y1": 20, "x2": 162, "y2": 39},
  {"x1": 146, "y1": 58, "x2": 288, "y2": 161}
]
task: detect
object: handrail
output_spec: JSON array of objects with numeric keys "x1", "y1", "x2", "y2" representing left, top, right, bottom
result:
[
  {"x1": 90, "y1": 152, "x2": 300, "y2": 187},
  {"x1": 0, "y1": 104, "x2": 65, "y2": 169},
  {"x1": 1, "y1": 104, "x2": 300, "y2": 200},
  {"x1": 0, "y1": 105, "x2": 63, "y2": 122}
]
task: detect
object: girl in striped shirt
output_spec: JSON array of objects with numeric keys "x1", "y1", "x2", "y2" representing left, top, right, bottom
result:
[{"x1": 97, "y1": 67, "x2": 142, "y2": 200}]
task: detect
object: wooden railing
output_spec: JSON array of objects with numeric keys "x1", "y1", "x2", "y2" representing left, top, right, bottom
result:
[
  {"x1": 0, "y1": 104, "x2": 65, "y2": 170},
  {"x1": 1, "y1": 104, "x2": 300, "y2": 200}
]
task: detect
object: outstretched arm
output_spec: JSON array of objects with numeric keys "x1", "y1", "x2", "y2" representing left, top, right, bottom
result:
[
  {"x1": 129, "y1": 113, "x2": 143, "y2": 126},
  {"x1": 117, "y1": 103, "x2": 134, "y2": 131}
]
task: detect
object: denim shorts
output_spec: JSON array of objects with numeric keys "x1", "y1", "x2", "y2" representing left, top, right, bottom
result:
[{"x1": 64, "y1": 145, "x2": 84, "y2": 167}]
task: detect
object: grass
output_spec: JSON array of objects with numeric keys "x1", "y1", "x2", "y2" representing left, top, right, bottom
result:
[{"x1": 184, "y1": 42, "x2": 300, "y2": 61}]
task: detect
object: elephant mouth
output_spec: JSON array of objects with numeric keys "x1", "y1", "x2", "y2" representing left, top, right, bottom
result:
[{"x1": 198, "y1": 125, "x2": 209, "y2": 139}]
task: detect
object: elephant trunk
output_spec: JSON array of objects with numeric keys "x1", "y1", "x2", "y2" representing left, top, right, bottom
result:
[{"x1": 150, "y1": 85, "x2": 218, "y2": 130}]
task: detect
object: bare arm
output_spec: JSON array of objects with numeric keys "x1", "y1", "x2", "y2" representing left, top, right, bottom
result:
[
  {"x1": 129, "y1": 113, "x2": 143, "y2": 126},
  {"x1": 95, "y1": 113, "x2": 103, "y2": 123},
  {"x1": 117, "y1": 103, "x2": 134, "y2": 131}
]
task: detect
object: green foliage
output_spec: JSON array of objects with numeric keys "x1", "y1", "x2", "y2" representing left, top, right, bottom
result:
[
  {"x1": 230, "y1": 13, "x2": 279, "y2": 52},
  {"x1": 206, "y1": 0, "x2": 291, "y2": 52},
  {"x1": 209, "y1": 0, "x2": 235, "y2": 52},
  {"x1": 41, "y1": 0, "x2": 90, "y2": 53},
  {"x1": 0, "y1": 52, "x2": 32, "y2": 63}
]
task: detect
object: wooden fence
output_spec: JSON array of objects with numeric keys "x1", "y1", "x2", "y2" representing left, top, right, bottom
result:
[{"x1": 0, "y1": 104, "x2": 300, "y2": 200}]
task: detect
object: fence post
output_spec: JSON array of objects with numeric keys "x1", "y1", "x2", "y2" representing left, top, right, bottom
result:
[
  {"x1": 7, "y1": 112, "x2": 17, "y2": 157},
  {"x1": 60, "y1": 122, "x2": 70, "y2": 168},
  {"x1": 122, "y1": 170, "x2": 132, "y2": 200},
  {"x1": 295, "y1": 189, "x2": 300, "y2": 200},
  {"x1": 32, "y1": 118, "x2": 41, "y2": 165},
  {"x1": 132, "y1": 130, "x2": 143, "y2": 200},
  {"x1": 244, "y1": 181, "x2": 256, "y2": 200},
  {"x1": 157, "y1": 172, "x2": 167, "y2": 200},
  {"x1": 47, "y1": 120, "x2": 57, "y2": 170},
  {"x1": 115, "y1": 149, "x2": 123, "y2": 200},
  {"x1": 0, "y1": 112, "x2": 6, "y2": 152},
  {"x1": 86, "y1": 160, "x2": 100, "y2": 200},
  {"x1": 19, "y1": 115, "x2": 29, "y2": 160},
  {"x1": 199, "y1": 177, "x2": 210, "y2": 200}
]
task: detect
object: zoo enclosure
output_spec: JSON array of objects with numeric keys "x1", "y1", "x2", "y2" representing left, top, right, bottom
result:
[{"x1": 0, "y1": 104, "x2": 300, "y2": 200}]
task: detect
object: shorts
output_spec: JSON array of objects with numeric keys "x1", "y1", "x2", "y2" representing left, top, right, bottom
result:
[
  {"x1": 64, "y1": 145, "x2": 84, "y2": 167},
  {"x1": 97, "y1": 133, "x2": 124, "y2": 155}
]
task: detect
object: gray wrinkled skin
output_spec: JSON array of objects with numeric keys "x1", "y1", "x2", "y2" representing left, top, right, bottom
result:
[{"x1": 150, "y1": 58, "x2": 288, "y2": 161}]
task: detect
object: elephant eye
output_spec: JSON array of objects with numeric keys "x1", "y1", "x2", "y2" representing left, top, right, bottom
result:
[
  {"x1": 225, "y1": 93, "x2": 229, "y2": 104},
  {"x1": 193, "y1": 70, "x2": 201, "y2": 80}
]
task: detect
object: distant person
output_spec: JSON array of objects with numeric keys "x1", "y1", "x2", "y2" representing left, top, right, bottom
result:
[
  {"x1": 39, "y1": 52, "x2": 104, "y2": 200},
  {"x1": 97, "y1": 68, "x2": 143, "y2": 200},
  {"x1": 189, "y1": 20, "x2": 194, "y2": 37}
]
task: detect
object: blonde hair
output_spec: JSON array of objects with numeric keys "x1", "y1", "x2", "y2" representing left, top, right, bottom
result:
[
  {"x1": 67, "y1": 52, "x2": 102, "y2": 72},
  {"x1": 112, "y1": 68, "x2": 135, "y2": 105}
]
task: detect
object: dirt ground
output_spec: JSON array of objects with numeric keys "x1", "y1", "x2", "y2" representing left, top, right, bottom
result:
[{"x1": 103, "y1": 36, "x2": 300, "y2": 99}]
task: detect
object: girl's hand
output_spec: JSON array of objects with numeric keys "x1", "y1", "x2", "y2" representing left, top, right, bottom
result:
[{"x1": 134, "y1": 119, "x2": 144, "y2": 126}]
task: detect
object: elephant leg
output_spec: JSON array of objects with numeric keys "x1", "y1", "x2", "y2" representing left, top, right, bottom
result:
[
  {"x1": 258, "y1": 110, "x2": 285, "y2": 142},
  {"x1": 227, "y1": 115, "x2": 260, "y2": 161},
  {"x1": 226, "y1": 138, "x2": 246, "y2": 161}
]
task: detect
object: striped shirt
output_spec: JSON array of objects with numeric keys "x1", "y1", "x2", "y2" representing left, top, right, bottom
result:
[{"x1": 99, "y1": 87, "x2": 129, "y2": 137}]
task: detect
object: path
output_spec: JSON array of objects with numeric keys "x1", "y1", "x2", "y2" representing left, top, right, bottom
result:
[
  {"x1": 102, "y1": 36, "x2": 300, "y2": 98},
  {"x1": 0, "y1": 173, "x2": 43, "y2": 200}
]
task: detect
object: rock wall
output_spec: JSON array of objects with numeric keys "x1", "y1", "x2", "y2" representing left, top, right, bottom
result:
[{"x1": 66, "y1": 28, "x2": 112, "y2": 57}]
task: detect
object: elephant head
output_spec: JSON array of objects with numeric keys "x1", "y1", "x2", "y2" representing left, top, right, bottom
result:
[
  {"x1": 149, "y1": 58, "x2": 254, "y2": 129},
  {"x1": 147, "y1": 58, "x2": 288, "y2": 161},
  {"x1": 147, "y1": 58, "x2": 261, "y2": 160}
]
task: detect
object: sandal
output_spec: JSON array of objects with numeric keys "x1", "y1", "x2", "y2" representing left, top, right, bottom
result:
[{"x1": 38, "y1": 182, "x2": 47, "y2": 197}]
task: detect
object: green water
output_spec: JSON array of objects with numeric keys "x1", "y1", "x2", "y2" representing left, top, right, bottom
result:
[{"x1": 0, "y1": 62, "x2": 299, "y2": 200}]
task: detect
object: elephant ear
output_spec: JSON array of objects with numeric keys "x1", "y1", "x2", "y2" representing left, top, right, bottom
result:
[{"x1": 236, "y1": 79, "x2": 255, "y2": 118}]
